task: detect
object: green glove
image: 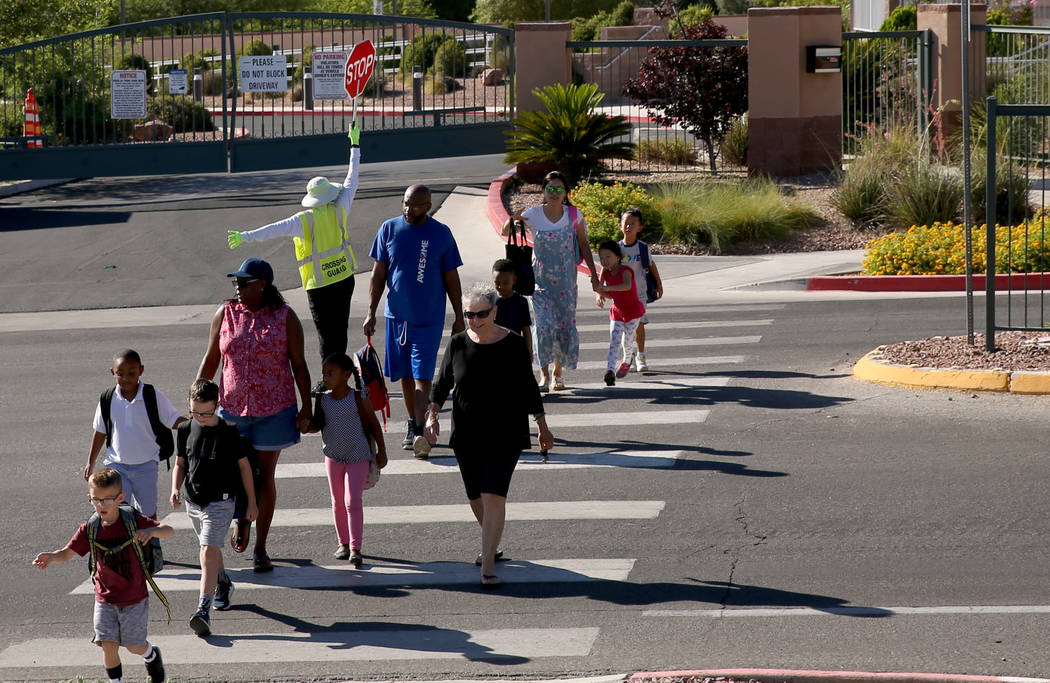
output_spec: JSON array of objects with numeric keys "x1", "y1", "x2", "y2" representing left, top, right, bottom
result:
[
  {"x1": 348, "y1": 119, "x2": 360, "y2": 145},
  {"x1": 227, "y1": 230, "x2": 243, "y2": 250}
]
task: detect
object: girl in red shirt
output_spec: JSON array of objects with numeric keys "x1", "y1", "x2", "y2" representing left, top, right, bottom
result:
[{"x1": 593, "y1": 240, "x2": 646, "y2": 386}]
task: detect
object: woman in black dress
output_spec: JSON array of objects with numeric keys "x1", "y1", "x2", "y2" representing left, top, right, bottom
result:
[{"x1": 424, "y1": 283, "x2": 554, "y2": 588}]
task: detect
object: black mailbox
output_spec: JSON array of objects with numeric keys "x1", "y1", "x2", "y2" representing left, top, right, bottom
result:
[{"x1": 805, "y1": 45, "x2": 842, "y2": 73}]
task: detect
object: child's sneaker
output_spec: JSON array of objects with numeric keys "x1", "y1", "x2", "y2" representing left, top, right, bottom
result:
[
  {"x1": 213, "y1": 575, "x2": 234, "y2": 611},
  {"x1": 604, "y1": 370, "x2": 615, "y2": 386},
  {"x1": 145, "y1": 644, "x2": 165, "y2": 682},
  {"x1": 190, "y1": 607, "x2": 211, "y2": 636},
  {"x1": 413, "y1": 434, "x2": 431, "y2": 459},
  {"x1": 635, "y1": 353, "x2": 648, "y2": 372},
  {"x1": 615, "y1": 362, "x2": 631, "y2": 378}
]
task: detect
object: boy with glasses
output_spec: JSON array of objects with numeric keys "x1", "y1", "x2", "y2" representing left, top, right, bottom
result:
[
  {"x1": 171, "y1": 379, "x2": 258, "y2": 636},
  {"x1": 34, "y1": 468, "x2": 173, "y2": 683}
]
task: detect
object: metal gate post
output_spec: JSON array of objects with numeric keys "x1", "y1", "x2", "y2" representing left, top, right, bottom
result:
[{"x1": 985, "y1": 96, "x2": 998, "y2": 352}]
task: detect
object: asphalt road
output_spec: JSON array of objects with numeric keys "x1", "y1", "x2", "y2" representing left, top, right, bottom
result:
[{"x1": 4, "y1": 290, "x2": 1050, "y2": 680}]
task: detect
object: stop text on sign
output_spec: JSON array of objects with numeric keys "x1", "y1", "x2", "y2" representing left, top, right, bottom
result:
[{"x1": 344, "y1": 40, "x2": 376, "y2": 99}]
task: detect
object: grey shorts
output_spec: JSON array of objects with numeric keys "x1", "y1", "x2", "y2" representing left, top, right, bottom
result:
[
  {"x1": 92, "y1": 597, "x2": 148, "y2": 647},
  {"x1": 187, "y1": 497, "x2": 237, "y2": 547}
]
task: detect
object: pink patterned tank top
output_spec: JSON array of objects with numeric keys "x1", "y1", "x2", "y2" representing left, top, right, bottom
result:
[{"x1": 219, "y1": 300, "x2": 297, "y2": 417}]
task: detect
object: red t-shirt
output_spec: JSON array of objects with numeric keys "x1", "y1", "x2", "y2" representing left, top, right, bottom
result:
[
  {"x1": 600, "y1": 265, "x2": 646, "y2": 322},
  {"x1": 68, "y1": 512, "x2": 158, "y2": 606}
]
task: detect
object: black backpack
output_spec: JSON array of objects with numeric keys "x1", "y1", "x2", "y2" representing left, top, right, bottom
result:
[
  {"x1": 99, "y1": 384, "x2": 175, "y2": 469},
  {"x1": 176, "y1": 421, "x2": 260, "y2": 519},
  {"x1": 86, "y1": 504, "x2": 171, "y2": 622}
]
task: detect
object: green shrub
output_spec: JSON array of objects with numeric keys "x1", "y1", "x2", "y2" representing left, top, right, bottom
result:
[
  {"x1": 654, "y1": 179, "x2": 820, "y2": 251},
  {"x1": 432, "y1": 38, "x2": 468, "y2": 77},
  {"x1": 505, "y1": 83, "x2": 634, "y2": 183},
  {"x1": 0, "y1": 101, "x2": 22, "y2": 137},
  {"x1": 879, "y1": 4, "x2": 917, "y2": 31},
  {"x1": 573, "y1": 0, "x2": 636, "y2": 42},
  {"x1": 971, "y1": 150, "x2": 1032, "y2": 226},
  {"x1": 488, "y1": 33, "x2": 512, "y2": 72},
  {"x1": 146, "y1": 96, "x2": 215, "y2": 132},
  {"x1": 180, "y1": 49, "x2": 219, "y2": 73},
  {"x1": 670, "y1": 4, "x2": 714, "y2": 34},
  {"x1": 833, "y1": 156, "x2": 889, "y2": 226},
  {"x1": 115, "y1": 53, "x2": 154, "y2": 95},
  {"x1": 378, "y1": 33, "x2": 400, "y2": 71},
  {"x1": 239, "y1": 39, "x2": 275, "y2": 57},
  {"x1": 635, "y1": 137, "x2": 697, "y2": 165},
  {"x1": 35, "y1": 71, "x2": 113, "y2": 144},
  {"x1": 887, "y1": 163, "x2": 963, "y2": 229},
  {"x1": 401, "y1": 33, "x2": 448, "y2": 74},
  {"x1": 572, "y1": 181, "x2": 661, "y2": 246},
  {"x1": 719, "y1": 114, "x2": 747, "y2": 166}
]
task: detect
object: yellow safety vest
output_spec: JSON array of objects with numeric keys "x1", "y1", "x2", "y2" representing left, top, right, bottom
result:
[{"x1": 293, "y1": 205, "x2": 358, "y2": 291}]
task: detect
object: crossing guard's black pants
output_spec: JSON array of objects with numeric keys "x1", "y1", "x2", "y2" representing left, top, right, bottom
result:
[{"x1": 306, "y1": 274, "x2": 356, "y2": 361}]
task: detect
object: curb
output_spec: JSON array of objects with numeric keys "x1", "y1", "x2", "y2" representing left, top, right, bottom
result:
[
  {"x1": 808, "y1": 272, "x2": 1050, "y2": 292},
  {"x1": 852, "y1": 350, "x2": 1050, "y2": 394},
  {"x1": 629, "y1": 669, "x2": 1050, "y2": 683}
]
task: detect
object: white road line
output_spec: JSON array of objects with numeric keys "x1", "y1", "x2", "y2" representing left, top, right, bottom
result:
[
  {"x1": 161, "y1": 500, "x2": 666, "y2": 529},
  {"x1": 0, "y1": 627, "x2": 600, "y2": 666},
  {"x1": 576, "y1": 319, "x2": 773, "y2": 333},
  {"x1": 71, "y1": 559, "x2": 636, "y2": 595},
  {"x1": 414, "y1": 409, "x2": 706, "y2": 434},
  {"x1": 575, "y1": 303, "x2": 785, "y2": 317},
  {"x1": 276, "y1": 449, "x2": 686, "y2": 479},
  {"x1": 643, "y1": 604, "x2": 1050, "y2": 618},
  {"x1": 575, "y1": 356, "x2": 745, "y2": 369},
  {"x1": 577, "y1": 335, "x2": 761, "y2": 350},
  {"x1": 563, "y1": 376, "x2": 731, "y2": 391}
]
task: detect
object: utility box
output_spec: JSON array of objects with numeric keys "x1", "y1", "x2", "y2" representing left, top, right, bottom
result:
[{"x1": 805, "y1": 45, "x2": 841, "y2": 73}]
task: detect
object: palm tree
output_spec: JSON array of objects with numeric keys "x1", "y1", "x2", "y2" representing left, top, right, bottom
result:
[{"x1": 504, "y1": 83, "x2": 634, "y2": 184}]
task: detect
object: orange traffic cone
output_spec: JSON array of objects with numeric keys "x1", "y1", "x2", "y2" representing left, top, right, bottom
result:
[{"x1": 23, "y1": 88, "x2": 42, "y2": 148}]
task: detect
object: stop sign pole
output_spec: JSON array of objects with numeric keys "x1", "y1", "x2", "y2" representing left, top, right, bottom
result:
[{"x1": 344, "y1": 39, "x2": 377, "y2": 122}]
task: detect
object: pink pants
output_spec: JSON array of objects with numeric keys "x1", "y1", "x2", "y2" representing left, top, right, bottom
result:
[{"x1": 325, "y1": 458, "x2": 370, "y2": 549}]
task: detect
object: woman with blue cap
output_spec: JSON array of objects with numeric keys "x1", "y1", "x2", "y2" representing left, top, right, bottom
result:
[{"x1": 227, "y1": 122, "x2": 362, "y2": 360}]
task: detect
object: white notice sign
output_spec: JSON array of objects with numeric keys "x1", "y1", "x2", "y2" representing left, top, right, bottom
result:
[
  {"x1": 312, "y1": 51, "x2": 349, "y2": 101},
  {"x1": 110, "y1": 70, "x2": 147, "y2": 119},
  {"x1": 239, "y1": 55, "x2": 288, "y2": 93},
  {"x1": 168, "y1": 68, "x2": 188, "y2": 94}
]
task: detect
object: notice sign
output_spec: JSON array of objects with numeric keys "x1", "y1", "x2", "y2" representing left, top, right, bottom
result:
[
  {"x1": 168, "y1": 68, "x2": 188, "y2": 94},
  {"x1": 110, "y1": 70, "x2": 147, "y2": 119},
  {"x1": 312, "y1": 51, "x2": 349, "y2": 101},
  {"x1": 239, "y1": 54, "x2": 288, "y2": 93}
]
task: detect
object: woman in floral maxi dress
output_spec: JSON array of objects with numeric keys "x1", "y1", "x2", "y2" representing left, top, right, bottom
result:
[{"x1": 504, "y1": 171, "x2": 598, "y2": 391}]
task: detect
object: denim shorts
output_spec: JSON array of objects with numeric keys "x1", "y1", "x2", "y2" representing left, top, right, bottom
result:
[
  {"x1": 218, "y1": 404, "x2": 300, "y2": 451},
  {"x1": 93, "y1": 597, "x2": 149, "y2": 647},
  {"x1": 187, "y1": 497, "x2": 236, "y2": 547},
  {"x1": 385, "y1": 317, "x2": 443, "y2": 382}
]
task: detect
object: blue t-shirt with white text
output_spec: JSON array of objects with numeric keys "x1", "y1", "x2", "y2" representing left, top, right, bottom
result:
[{"x1": 369, "y1": 215, "x2": 463, "y2": 325}]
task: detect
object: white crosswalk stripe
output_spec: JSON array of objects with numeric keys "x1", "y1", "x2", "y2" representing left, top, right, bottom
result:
[
  {"x1": 160, "y1": 500, "x2": 666, "y2": 529},
  {"x1": 276, "y1": 449, "x2": 687, "y2": 479},
  {"x1": 575, "y1": 356, "x2": 745, "y2": 369},
  {"x1": 575, "y1": 318, "x2": 773, "y2": 333},
  {"x1": 0, "y1": 627, "x2": 601, "y2": 666},
  {"x1": 71, "y1": 559, "x2": 637, "y2": 595},
  {"x1": 416, "y1": 409, "x2": 706, "y2": 433},
  {"x1": 574, "y1": 303, "x2": 785, "y2": 316},
  {"x1": 576, "y1": 335, "x2": 760, "y2": 350}
]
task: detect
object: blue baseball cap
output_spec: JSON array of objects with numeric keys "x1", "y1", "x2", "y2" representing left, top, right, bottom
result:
[{"x1": 227, "y1": 257, "x2": 274, "y2": 284}]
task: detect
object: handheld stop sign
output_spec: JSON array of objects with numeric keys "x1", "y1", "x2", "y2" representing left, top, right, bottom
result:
[{"x1": 344, "y1": 40, "x2": 376, "y2": 119}]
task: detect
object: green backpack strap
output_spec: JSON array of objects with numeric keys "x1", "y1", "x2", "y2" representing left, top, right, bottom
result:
[{"x1": 117, "y1": 508, "x2": 172, "y2": 624}]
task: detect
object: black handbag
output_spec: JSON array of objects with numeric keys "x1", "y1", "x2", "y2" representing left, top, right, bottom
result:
[{"x1": 506, "y1": 219, "x2": 536, "y2": 296}]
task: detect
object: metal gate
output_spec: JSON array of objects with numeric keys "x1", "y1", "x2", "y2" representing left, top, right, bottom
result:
[
  {"x1": 0, "y1": 12, "x2": 513, "y2": 180},
  {"x1": 982, "y1": 97, "x2": 1050, "y2": 350},
  {"x1": 841, "y1": 30, "x2": 932, "y2": 157}
]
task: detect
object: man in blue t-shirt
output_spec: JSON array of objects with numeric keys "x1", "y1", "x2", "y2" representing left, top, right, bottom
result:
[{"x1": 363, "y1": 184, "x2": 464, "y2": 460}]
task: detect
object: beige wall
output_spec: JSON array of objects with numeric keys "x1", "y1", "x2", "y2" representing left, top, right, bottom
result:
[
  {"x1": 917, "y1": 3, "x2": 986, "y2": 124},
  {"x1": 747, "y1": 6, "x2": 842, "y2": 176},
  {"x1": 515, "y1": 22, "x2": 572, "y2": 113}
]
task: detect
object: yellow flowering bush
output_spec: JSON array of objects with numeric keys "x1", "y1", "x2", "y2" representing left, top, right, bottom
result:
[
  {"x1": 571, "y1": 181, "x2": 660, "y2": 247},
  {"x1": 862, "y1": 217, "x2": 1050, "y2": 275}
]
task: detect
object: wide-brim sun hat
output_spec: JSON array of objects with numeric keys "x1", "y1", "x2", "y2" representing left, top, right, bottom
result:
[{"x1": 302, "y1": 176, "x2": 342, "y2": 208}]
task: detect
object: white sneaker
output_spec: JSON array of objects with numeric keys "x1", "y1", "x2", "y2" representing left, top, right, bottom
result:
[
  {"x1": 412, "y1": 434, "x2": 431, "y2": 460},
  {"x1": 635, "y1": 355, "x2": 648, "y2": 372}
]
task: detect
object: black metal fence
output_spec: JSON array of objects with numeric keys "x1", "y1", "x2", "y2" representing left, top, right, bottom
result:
[
  {"x1": 841, "y1": 30, "x2": 932, "y2": 158},
  {"x1": 567, "y1": 38, "x2": 748, "y2": 173},
  {"x1": 983, "y1": 97, "x2": 1050, "y2": 348},
  {"x1": 975, "y1": 24, "x2": 1050, "y2": 105},
  {"x1": 0, "y1": 12, "x2": 513, "y2": 178}
]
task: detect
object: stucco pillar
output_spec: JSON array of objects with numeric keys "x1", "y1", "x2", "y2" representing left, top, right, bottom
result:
[
  {"x1": 747, "y1": 6, "x2": 842, "y2": 177},
  {"x1": 917, "y1": 3, "x2": 986, "y2": 134},
  {"x1": 514, "y1": 22, "x2": 572, "y2": 114}
]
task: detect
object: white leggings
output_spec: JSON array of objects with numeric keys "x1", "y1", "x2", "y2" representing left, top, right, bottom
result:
[{"x1": 608, "y1": 317, "x2": 641, "y2": 371}]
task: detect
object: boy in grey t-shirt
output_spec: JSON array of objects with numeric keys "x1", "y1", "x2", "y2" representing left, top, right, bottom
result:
[{"x1": 618, "y1": 208, "x2": 664, "y2": 372}]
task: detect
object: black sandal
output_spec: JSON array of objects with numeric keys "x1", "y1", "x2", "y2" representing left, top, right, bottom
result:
[{"x1": 230, "y1": 520, "x2": 251, "y2": 553}]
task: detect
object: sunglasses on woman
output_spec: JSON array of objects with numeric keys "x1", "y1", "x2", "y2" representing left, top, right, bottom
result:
[
  {"x1": 464, "y1": 307, "x2": 494, "y2": 319},
  {"x1": 544, "y1": 185, "x2": 566, "y2": 195}
]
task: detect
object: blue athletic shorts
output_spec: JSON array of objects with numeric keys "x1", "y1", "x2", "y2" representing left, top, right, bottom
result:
[
  {"x1": 385, "y1": 317, "x2": 443, "y2": 382},
  {"x1": 218, "y1": 404, "x2": 300, "y2": 451}
]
